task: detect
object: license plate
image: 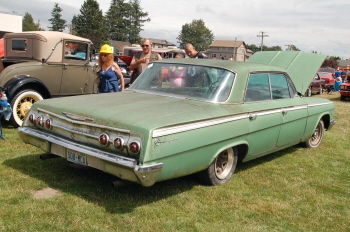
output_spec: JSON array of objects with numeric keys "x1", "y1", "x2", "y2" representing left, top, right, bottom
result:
[{"x1": 67, "y1": 149, "x2": 87, "y2": 166}]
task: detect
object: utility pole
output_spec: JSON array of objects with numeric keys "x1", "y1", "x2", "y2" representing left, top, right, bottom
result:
[
  {"x1": 257, "y1": 31, "x2": 268, "y2": 51},
  {"x1": 233, "y1": 37, "x2": 237, "y2": 60},
  {"x1": 285, "y1": 45, "x2": 292, "y2": 51}
]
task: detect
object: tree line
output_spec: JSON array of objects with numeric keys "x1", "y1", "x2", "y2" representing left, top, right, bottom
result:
[
  {"x1": 23, "y1": 0, "x2": 149, "y2": 50},
  {"x1": 22, "y1": 0, "x2": 305, "y2": 54}
]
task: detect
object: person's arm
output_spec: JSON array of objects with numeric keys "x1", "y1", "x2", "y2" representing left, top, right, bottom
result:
[
  {"x1": 113, "y1": 63, "x2": 125, "y2": 91},
  {"x1": 130, "y1": 56, "x2": 148, "y2": 70}
]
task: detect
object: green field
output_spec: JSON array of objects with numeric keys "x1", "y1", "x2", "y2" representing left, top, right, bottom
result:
[{"x1": 0, "y1": 94, "x2": 349, "y2": 231}]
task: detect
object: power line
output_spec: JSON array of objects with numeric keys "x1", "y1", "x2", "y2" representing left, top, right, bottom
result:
[{"x1": 257, "y1": 31, "x2": 269, "y2": 51}]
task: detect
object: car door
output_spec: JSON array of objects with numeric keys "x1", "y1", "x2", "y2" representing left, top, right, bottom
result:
[
  {"x1": 270, "y1": 73, "x2": 308, "y2": 147},
  {"x1": 59, "y1": 41, "x2": 94, "y2": 95},
  {"x1": 244, "y1": 73, "x2": 283, "y2": 159}
]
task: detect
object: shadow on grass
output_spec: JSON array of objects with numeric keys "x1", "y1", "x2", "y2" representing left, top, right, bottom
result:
[
  {"x1": 3, "y1": 153, "x2": 198, "y2": 213},
  {"x1": 3, "y1": 143, "x2": 298, "y2": 214}
]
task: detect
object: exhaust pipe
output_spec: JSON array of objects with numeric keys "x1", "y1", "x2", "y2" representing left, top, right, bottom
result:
[
  {"x1": 40, "y1": 154, "x2": 59, "y2": 160},
  {"x1": 111, "y1": 180, "x2": 131, "y2": 188}
]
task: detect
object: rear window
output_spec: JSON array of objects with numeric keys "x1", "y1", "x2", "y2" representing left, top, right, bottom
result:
[{"x1": 11, "y1": 39, "x2": 27, "y2": 51}]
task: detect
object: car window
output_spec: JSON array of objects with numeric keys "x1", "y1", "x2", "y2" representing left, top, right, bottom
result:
[
  {"x1": 270, "y1": 74, "x2": 292, "y2": 99},
  {"x1": 130, "y1": 63, "x2": 235, "y2": 102},
  {"x1": 245, "y1": 73, "x2": 271, "y2": 102},
  {"x1": 245, "y1": 73, "x2": 294, "y2": 102},
  {"x1": 64, "y1": 41, "x2": 88, "y2": 61}
]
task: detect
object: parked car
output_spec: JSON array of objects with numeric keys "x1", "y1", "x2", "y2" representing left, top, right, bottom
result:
[
  {"x1": 340, "y1": 82, "x2": 350, "y2": 100},
  {"x1": 0, "y1": 31, "x2": 98, "y2": 127},
  {"x1": 306, "y1": 72, "x2": 335, "y2": 96},
  {"x1": 18, "y1": 51, "x2": 336, "y2": 187}
]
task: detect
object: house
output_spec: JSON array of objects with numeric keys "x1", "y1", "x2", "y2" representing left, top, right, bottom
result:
[
  {"x1": 110, "y1": 41, "x2": 132, "y2": 55},
  {"x1": 209, "y1": 40, "x2": 251, "y2": 61},
  {"x1": 149, "y1": 38, "x2": 176, "y2": 49},
  {"x1": 0, "y1": 12, "x2": 22, "y2": 38}
]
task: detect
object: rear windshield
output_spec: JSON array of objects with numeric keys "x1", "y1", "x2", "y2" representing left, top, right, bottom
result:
[{"x1": 130, "y1": 63, "x2": 235, "y2": 102}]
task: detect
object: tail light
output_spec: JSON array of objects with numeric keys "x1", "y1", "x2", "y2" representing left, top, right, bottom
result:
[
  {"x1": 45, "y1": 119, "x2": 52, "y2": 129},
  {"x1": 113, "y1": 137, "x2": 124, "y2": 150},
  {"x1": 99, "y1": 133, "x2": 109, "y2": 146},
  {"x1": 36, "y1": 116, "x2": 44, "y2": 126},
  {"x1": 129, "y1": 141, "x2": 140, "y2": 154},
  {"x1": 29, "y1": 114, "x2": 35, "y2": 123}
]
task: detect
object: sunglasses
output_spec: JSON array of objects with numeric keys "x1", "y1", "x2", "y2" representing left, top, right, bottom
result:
[
  {"x1": 100, "y1": 54, "x2": 108, "y2": 57},
  {"x1": 141, "y1": 45, "x2": 150, "y2": 48}
]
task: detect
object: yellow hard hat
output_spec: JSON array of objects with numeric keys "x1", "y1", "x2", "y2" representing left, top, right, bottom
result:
[{"x1": 100, "y1": 44, "x2": 112, "y2": 54}]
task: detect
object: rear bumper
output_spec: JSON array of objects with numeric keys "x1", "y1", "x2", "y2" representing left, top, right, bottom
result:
[
  {"x1": 328, "y1": 119, "x2": 336, "y2": 131},
  {"x1": 18, "y1": 127, "x2": 162, "y2": 187}
]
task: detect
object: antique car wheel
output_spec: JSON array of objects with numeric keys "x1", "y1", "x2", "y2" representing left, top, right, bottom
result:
[
  {"x1": 10, "y1": 89, "x2": 44, "y2": 127},
  {"x1": 197, "y1": 147, "x2": 238, "y2": 185},
  {"x1": 303, "y1": 119, "x2": 324, "y2": 148},
  {"x1": 340, "y1": 95, "x2": 346, "y2": 101}
]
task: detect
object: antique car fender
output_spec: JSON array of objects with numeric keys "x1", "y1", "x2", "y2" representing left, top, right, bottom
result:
[{"x1": 3, "y1": 75, "x2": 51, "y2": 100}]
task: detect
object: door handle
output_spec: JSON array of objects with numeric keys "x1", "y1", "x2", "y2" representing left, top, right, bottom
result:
[
  {"x1": 282, "y1": 109, "x2": 288, "y2": 115},
  {"x1": 249, "y1": 113, "x2": 257, "y2": 120}
]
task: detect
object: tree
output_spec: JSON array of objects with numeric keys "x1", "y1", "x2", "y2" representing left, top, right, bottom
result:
[
  {"x1": 247, "y1": 44, "x2": 282, "y2": 53},
  {"x1": 321, "y1": 58, "x2": 339, "y2": 69},
  {"x1": 22, "y1": 12, "x2": 44, "y2": 31},
  {"x1": 48, "y1": 3, "x2": 67, "y2": 32},
  {"x1": 72, "y1": 0, "x2": 108, "y2": 50},
  {"x1": 177, "y1": 19, "x2": 214, "y2": 51},
  {"x1": 106, "y1": 0, "x2": 150, "y2": 44},
  {"x1": 106, "y1": 0, "x2": 130, "y2": 42},
  {"x1": 127, "y1": 0, "x2": 150, "y2": 44}
]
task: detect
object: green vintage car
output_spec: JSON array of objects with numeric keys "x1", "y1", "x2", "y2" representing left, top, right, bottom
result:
[{"x1": 18, "y1": 51, "x2": 336, "y2": 187}]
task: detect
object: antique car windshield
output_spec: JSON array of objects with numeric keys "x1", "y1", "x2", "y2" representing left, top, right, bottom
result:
[{"x1": 129, "y1": 63, "x2": 235, "y2": 102}]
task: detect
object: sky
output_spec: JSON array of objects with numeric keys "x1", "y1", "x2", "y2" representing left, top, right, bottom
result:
[{"x1": 1, "y1": 0, "x2": 350, "y2": 59}]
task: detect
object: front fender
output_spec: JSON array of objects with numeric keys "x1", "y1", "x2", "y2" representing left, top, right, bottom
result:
[{"x1": 3, "y1": 75, "x2": 51, "y2": 100}]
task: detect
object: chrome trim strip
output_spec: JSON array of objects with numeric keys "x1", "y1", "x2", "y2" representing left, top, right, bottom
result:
[
  {"x1": 153, "y1": 114, "x2": 248, "y2": 137},
  {"x1": 38, "y1": 108, "x2": 131, "y2": 134},
  {"x1": 152, "y1": 105, "x2": 310, "y2": 138},
  {"x1": 51, "y1": 122, "x2": 100, "y2": 140},
  {"x1": 308, "y1": 102, "x2": 333, "y2": 107}
]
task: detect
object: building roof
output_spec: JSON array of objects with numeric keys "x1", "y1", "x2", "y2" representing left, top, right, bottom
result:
[
  {"x1": 110, "y1": 41, "x2": 132, "y2": 52},
  {"x1": 210, "y1": 40, "x2": 245, "y2": 48},
  {"x1": 149, "y1": 38, "x2": 175, "y2": 46}
]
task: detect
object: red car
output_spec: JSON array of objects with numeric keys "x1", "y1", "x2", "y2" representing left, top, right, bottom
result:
[
  {"x1": 340, "y1": 83, "x2": 350, "y2": 100},
  {"x1": 307, "y1": 72, "x2": 335, "y2": 96}
]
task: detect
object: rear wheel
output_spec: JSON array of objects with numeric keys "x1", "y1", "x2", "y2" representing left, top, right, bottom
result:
[
  {"x1": 197, "y1": 147, "x2": 238, "y2": 185},
  {"x1": 10, "y1": 89, "x2": 44, "y2": 127},
  {"x1": 303, "y1": 119, "x2": 324, "y2": 148},
  {"x1": 340, "y1": 95, "x2": 346, "y2": 101}
]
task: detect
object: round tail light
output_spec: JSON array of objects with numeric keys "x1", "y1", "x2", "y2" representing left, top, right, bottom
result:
[
  {"x1": 99, "y1": 134, "x2": 109, "y2": 146},
  {"x1": 129, "y1": 141, "x2": 141, "y2": 154},
  {"x1": 36, "y1": 116, "x2": 43, "y2": 126},
  {"x1": 29, "y1": 114, "x2": 35, "y2": 123},
  {"x1": 45, "y1": 119, "x2": 52, "y2": 129},
  {"x1": 114, "y1": 137, "x2": 124, "y2": 150}
]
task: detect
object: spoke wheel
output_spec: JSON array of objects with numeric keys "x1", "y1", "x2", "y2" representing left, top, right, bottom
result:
[
  {"x1": 10, "y1": 89, "x2": 43, "y2": 127},
  {"x1": 303, "y1": 119, "x2": 324, "y2": 148}
]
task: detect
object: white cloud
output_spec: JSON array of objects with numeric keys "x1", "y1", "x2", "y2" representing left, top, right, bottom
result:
[{"x1": 1, "y1": 0, "x2": 350, "y2": 58}]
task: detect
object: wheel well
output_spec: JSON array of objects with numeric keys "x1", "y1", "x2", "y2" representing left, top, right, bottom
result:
[
  {"x1": 236, "y1": 144, "x2": 248, "y2": 163},
  {"x1": 12, "y1": 83, "x2": 51, "y2": 100},
  {"x1": 321, "y1": 114, "x2": 331, "y2": 130}
]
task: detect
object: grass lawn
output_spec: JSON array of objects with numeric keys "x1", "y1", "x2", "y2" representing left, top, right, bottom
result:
[{"x1": 0, "y1": 93, "x2": 349, "y2": 231}]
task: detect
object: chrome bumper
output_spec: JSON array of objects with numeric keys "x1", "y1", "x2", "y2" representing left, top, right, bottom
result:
[
  {"x1": 18, "y1": 127, "x2": 162, "y2": 187},
  {"x1": 328, "y1": 119, "x2": 336, "y2": 131}
]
